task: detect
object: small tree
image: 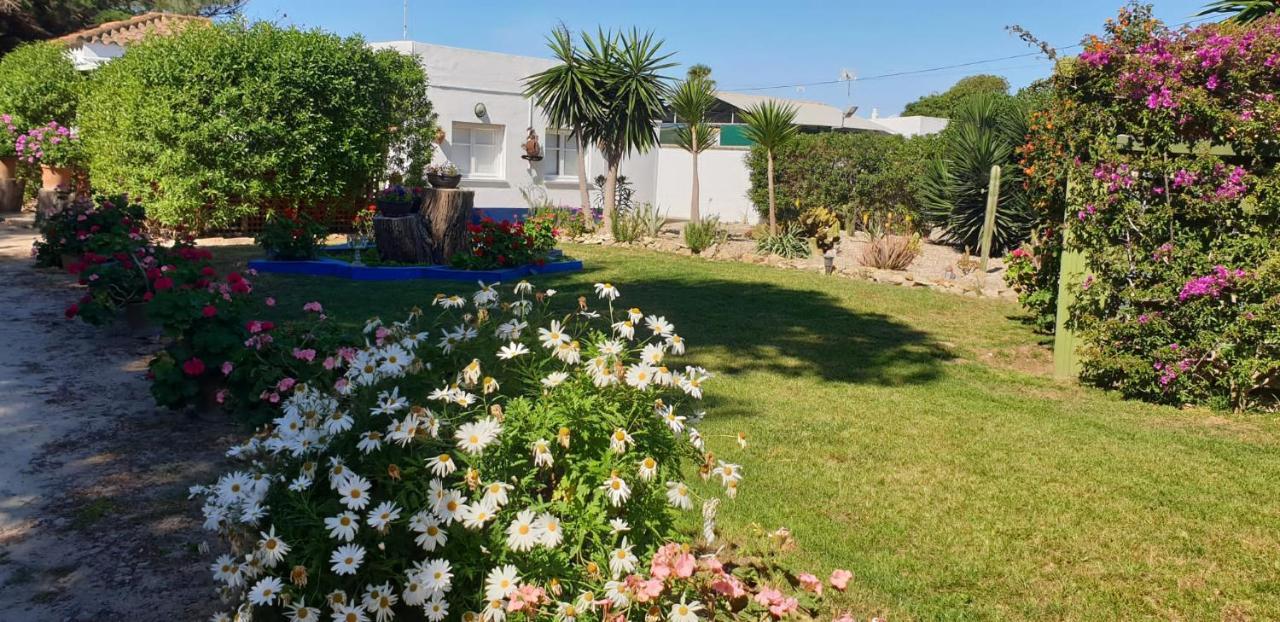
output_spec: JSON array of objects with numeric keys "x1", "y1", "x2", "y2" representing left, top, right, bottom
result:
[
  {"x1": 579, "y1": 28, "x2": 674, "y2": 238},
  {"x1": 740, "y1": 100, "x2": 798, "y2": 235},
  {"x1": 523, "y1": 25, "x2": 600, "y2": 228},
  {"x1": 669, "y1": 74, "x2": 719, "y2": 223},
  {"x1": 0, "y1": 41, "x2": 83, "y2": 129}
]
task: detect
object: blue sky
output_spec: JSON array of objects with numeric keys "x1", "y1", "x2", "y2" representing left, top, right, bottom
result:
[{"x1": 242, "y1": 0, "x2": 1213, "y2": 116}]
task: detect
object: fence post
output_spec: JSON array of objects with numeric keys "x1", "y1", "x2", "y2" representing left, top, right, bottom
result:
[
  {"x1": 1052, "y1": 175, "x2": 1085, "y2": 380},
  {"x1": 978, "y1": 164, "x2": 1001, "y2": 273}
]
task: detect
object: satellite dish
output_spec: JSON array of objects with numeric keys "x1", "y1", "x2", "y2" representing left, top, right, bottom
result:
[{"x1": 839, "y1": 69, "x2": 855, "y2": 81}]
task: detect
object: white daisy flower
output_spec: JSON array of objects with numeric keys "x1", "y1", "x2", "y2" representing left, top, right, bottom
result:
[
  {"x1": 532, "y1": 438, "x2": 553, "y2": 468},
  {"x1": 497, "y1": 341, "x2": 530, "y2": 360},
  {"x1": 461, "y1": 358, "x2": 482, "y2": 385},
  {"x1": 425, "y1": 595, "x2": 449, "y2": 621},
  {"x1": 484, "y1": 564, "x2": 520, "y2": 601},
  {"x1": 637, "y1": 456, "x2": 658, "y2": 481},
  {"x1": 608, "y1": 538, "x2": 637, "y2": 577},
  {"x1": 666, "y1": 481, "x2": 694, "y2": 510},
  {"x1": 666, "y1": 334, "x2": 686, "y2": 355},
  {"x1": 608, "y1": 518, "x2": 630, "y2": 534},
  {"x1": 645, "y1": 315, "x2": 674, "y2": 336},
  {"x1": 435, "y1": 490, "x2": 467, "y2": 524},
  {"x1": 330, "y1": 544, "x2": 366, "y2": 575},
  {"x1": 513, "y1": 280, "x2": 533, "y2": 295},
  {"x1": 611, "y1": 320, "x2": 635, "y2": 340},
  {"x1": 715, "y1": 460, "x2": 743, "y2": 485},
  {"x1": 535, "y1": 512, "x2": 563, "y2": 548},
  {"x1": 461, "y1": 502, "x2": 496, "y2": 530},
  {"x1": 211, "y1": 553, "x2": 243, "y2": 587},
  {"x1": 482, "y1": 481, "x2": 513, "y2": 508},
  {"x1": 333, "y1": 604, "x2": 369, "y2": 622},
  {"x1": 413, "y1": 516, "x2": 448, "y2": 551},
  {"x1": 669, "y1": 598, "x2": 704, "y2": 622},
  {"x1": 640, "y1": 343, "x2": 665, "y2": 365},
  {"x1": 248, "y1": 576, "x2": 284, "y2": 606},
  {"x1": 600, "y1": 472, "x2": 630, "y2": 507},
  {"x1": 286, "y1": 598, "x2": 320, "y2": 622},
  {"x1": 402, "y1": 578, "x2": 429, "y2": 607},
  {"x1": 257, "y1": 526, "x2": 290, "y2": 567},
  {"x1": 554, "y1": 340, "x2": 582, "y2": 364},
  {"x1": 428, "y1": 453, "x2": 457, "y2": 477},
  {"x1": 505, "y1": 509, "x2": 541, "y2": 552},
  {"x1": 495, "y1": 320, "x2": 528, "y2": 341},
  {"x1": 455, "y1": 418, "x2": 501, "y2": 455},
  {"x1": 337, "y1": 475, "x2": 372, "y2": 510},
  {"x1": 541, "y1": 371, "x2": 569, "y2": 388},
  {"x1": 608, "y1": 428, "x2": 633, "y2": 454},
  {"x1": 593, "y1": 282, "x2": 620, "y2": 300},
  {"x1": 624, "y1": 364, "x2": 656, "y2": 390},
  {"x1": 421, "y1": 558, "x2": 453, "y2": 594},
  {"x1": 325, "y1": 512, "x2": 360, "y2": 542},
  {"x1": 367, "y1": 501, "x2": 402, "y2": 530},
  {"x1": 538, "y1": 320, "x2": 570, "y2": 349}
]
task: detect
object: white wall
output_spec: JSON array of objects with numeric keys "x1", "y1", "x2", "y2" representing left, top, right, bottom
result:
[
  {"x1": 654, "y1": 147, "x2": 756, "y2": 224},
  {"x1": 372, "y1": 40, "x2": 658, "y2": 210}
]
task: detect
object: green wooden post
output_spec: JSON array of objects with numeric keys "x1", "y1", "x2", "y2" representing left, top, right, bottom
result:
[
  {"x1": 1052, "y1": 175, "x2": 1085, "y2": 380},
  {"x1": 978, "y1": 164, "x2": 1001, "y2": 273}
]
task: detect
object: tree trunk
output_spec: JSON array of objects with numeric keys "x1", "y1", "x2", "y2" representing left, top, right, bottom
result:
[
  {"x1": 767, "y1": 151, "x2": 777, "y2": 235},
  {"x1": 602, "y1": 159, "x2": 619, "y2": 240},
  {"x1": 420, "y1": 187, "x2": 475, "y2": 263},
  {"x1": 690, "y1": 139, "x2": 701, "y2": 224},
  {"x1": 575, "y1": 132, "x2": 591, "y2": 229},
  {"x1": 373, "y1": 214, "x2": 432, "y2": 263}
]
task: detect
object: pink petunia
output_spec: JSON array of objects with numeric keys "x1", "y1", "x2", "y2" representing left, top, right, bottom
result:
[
  {"x1": 221, "y1": 361, "x2": 234, "y2": 376},
  {"x1": 829, "y1": 569, "x2": 853, "y2": 591},
  {"x1": 798, "y1": 572, "x2": 822, "y2": 596}
]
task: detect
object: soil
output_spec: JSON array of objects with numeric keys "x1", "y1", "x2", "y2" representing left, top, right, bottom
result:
[{"x1": 0, "y1": 216, "x2": 235, "y2": 622}]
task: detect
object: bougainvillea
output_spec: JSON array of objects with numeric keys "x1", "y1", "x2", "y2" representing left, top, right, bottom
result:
[{"x1": 1015, "y1": 3, "x2": 1280, "y2": 411}]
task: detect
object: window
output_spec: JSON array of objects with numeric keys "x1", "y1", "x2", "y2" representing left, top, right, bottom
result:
[
  {"x1": 545, "y1": 130, "x2": 580, "y2": 178},
  {"x1": 452, "y1": 123, "x2": 503, "y2": 178}
]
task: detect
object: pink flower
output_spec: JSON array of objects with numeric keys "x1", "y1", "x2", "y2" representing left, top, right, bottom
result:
[
  {"x1": 323, "y1": 356, "x2": 338, "y2": 370},
  {"x1": 292, "y1": 347, "x2": 317, "y2": 362},
  {"x1": 215, "y1": 389, "x2": 229, "y2": 404},
  {"x1": 303, "y1": 301, "x2": 324, "y2": 313},
  {"x1": 832, "y1": 615, "x2": 855, "y2": 622},
  {"x1": 798, "y1": 573, "x2": 822, "y2": 596},
  {"x1": 754, "y1": 587, "x2": 783, "y2": 608},
  {"x1": 375, "y1": 326, "x2": 390, "y2": 343},
  {"x1": 276, "y1": 377, "x2": 297, "y2": 393},
  {"x1": 334, "y1": 377, "x2": 349, "y2": 392},
  {"x1": 221, "y1": 361, "x2": 234, "y2": 376},
  {"x1": 829, "y1": 569, "x2": 853, "y2": 591},
  {"x1": 769, "y1": 596, "x2": 799, "y2": 618},
  {"x1": 182, "y1": 357, "x2": 206, "y2": 377},
  {"x1": 711, "y1": 576, "x2": 746, "y2": 599}
]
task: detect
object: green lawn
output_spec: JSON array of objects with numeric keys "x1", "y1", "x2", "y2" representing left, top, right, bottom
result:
[{"x1": 224, "y1": 242, "x2": 1280, "y2": 620}]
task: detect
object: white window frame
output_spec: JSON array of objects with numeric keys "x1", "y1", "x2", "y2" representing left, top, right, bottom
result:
[
  {"x1": 544, "y1": 129, "x2": 583, "y2": 180},
  {"x1": 451, "y1": 122, "x2": 504, "y2": 179}
]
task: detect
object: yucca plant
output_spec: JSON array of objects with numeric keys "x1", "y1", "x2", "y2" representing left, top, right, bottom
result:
[
  {"x1": 741, "y1": 101, "x2": 799, "y2": 236},
  {"x1": 670, "y1": 74, "x2": 720, "y2": 223},
  {"x1": 919, "y1": 92, "x2": 1032, "y2": 252},
  {"x1": 755, "y1": 222, "x2": 810, "y2": 259},
  {"x1": 1199, "y1": 0, "x2": 1280, "y2": 22}
]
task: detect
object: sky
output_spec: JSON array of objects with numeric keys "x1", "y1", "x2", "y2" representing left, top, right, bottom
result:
[{"x1": 241, "y1": 0, "x2": 1214, "y2": 117}]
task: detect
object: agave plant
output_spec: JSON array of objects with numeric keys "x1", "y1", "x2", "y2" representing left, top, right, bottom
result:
[
  {"x1": 1198, "y1": 0, "x2": 1280, "y2": 23},
  {"x1": 918, "y1": 92, "x2": 1032, "y2": 252}
]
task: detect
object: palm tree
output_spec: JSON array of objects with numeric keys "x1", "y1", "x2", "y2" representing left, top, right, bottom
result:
[
  {"x1": 740, "y1": 100, "x2": 798, "y2": 235},
  {"x1": 578, "y1": 28, "x2": 675, "y2": 238},
  {"x1": 669, "y1": 74, "x2": 719, "y2": 223},
  {"x1": 523, "y1": 25, "x2": 601, "y2": 228},
  {"x1": 1199, "y1": 0, "x2": 1280, "y2": 22}
]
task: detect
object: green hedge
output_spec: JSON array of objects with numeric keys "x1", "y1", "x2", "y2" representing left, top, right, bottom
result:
[
  {"x1": 78, "y1": 21, "x2": 436, "y2": 227},
  {"x1": 745, "y1": 131, "x2": 938, "y2": 225},
  {"x1": 0, "y1": 41, "x2": 82, "y2": 129}
]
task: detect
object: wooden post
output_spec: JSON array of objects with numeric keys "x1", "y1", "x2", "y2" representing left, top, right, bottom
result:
[
  {"x1": 978, "y1": 164, "x2": 1001, "y2": 273},
  {"x1": 1052, "y1": 175, "x2": 1085, "y2": 380},
  {"x1": 421, "y1": 188, "x2": 474, "y2": 264}
]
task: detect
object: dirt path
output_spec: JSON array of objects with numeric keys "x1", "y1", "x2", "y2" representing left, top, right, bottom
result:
[{"x1": 0, "y1": 218, "x2": 234, "y2": 621}]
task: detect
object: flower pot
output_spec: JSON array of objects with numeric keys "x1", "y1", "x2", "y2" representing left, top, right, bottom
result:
[
  {"x1": 376, "y1": 200, "x2": 413, "y2": 217},
  {"x1": 40, "y1": 165, "x2": 74, "y2": 190},
  {"x1": 0, "y1": 156, "x2": 17, "y2": 180},
  {"x1": 427, "y1": 173, "x2": 462, "y2": 189}
]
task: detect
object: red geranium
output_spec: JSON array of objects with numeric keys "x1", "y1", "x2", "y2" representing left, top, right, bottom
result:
[
  {"x1": 182, "y1": 357, "x2": 206, "y2": 377},
  {"x1": 202, "y1": 305, "x2": 218, "y2": 317}
]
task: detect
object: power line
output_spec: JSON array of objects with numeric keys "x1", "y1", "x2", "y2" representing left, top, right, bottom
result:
[{"x1": 723, "y1": 14, "x2": 1220, "y2": 93}]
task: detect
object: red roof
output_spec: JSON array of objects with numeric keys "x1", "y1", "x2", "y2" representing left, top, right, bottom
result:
[{"x1": 57, "y1": 12, "x2": 210, "y2": 47}]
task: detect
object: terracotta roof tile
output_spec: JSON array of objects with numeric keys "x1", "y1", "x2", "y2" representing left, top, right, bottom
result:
[{"x1": 57, "y1": 12, "x2": 210, "y2": 47}]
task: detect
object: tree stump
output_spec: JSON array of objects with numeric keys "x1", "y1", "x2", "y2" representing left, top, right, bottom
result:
[
  {"x1": 0, "y1": 179, "x2": 23, "y2": 213},
  {"x1": 421, "y1": 188, "x2": 474, "y2": 264},
  {"x1": 373, "y1": 214, "x2": 432, "y2": 264}
]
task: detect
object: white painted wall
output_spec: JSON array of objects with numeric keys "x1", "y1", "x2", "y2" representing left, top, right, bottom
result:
[
  {"x1": 372, "y1": 40, "x2": 658, "y2": 210},
  {"x1": 869, "y1": 115, "x2": 949, "y2": 138},
  {"x1": 654, "y1": 147, "x2": 756, "y2": 224}
]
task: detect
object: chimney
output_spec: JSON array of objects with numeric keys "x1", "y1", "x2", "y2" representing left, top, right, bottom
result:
[{"x1": 871, "y1": 108, "x2": 879, "y2": 119}]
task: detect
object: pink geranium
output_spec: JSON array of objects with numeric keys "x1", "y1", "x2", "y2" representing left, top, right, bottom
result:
[
  {"x1": 798, "y1": 572, "x2": 822, "y2": 596},
  {"x1": 292, "y1": 347, "x2": 317, "y2": 362},
  {"x1": 829, "y1": 569, "x2": 853, "y2": 591}
]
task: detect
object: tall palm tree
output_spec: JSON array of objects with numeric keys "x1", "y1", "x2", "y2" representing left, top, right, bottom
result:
[
  {"x1": 669, "y1": 74, "x2": 719, "y2": 223},
  {"x1": 740, "y1": 100, "x2": 798, "y2": 235},
  {"x1": 523, "y1": 25, "x2": 601, "y2": 228},
  {"x1": 1199, "y1": 0, "x2": 1280, "y2": 22},
  {"x1": 578, "y1": 28, "x2": 675, "y2": 238}
]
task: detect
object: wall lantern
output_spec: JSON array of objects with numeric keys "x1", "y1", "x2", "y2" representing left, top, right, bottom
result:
[{"x1": 473, "y1": 103, "x2": 487, "y2": 118}]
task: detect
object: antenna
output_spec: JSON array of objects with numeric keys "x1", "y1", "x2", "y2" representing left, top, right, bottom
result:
[
  {"x1": 839, "y1": 68, "x2": 856, "y2": 99},
  {"x1": 402, "y1": 0, "x2": 409, "y2": 39}
]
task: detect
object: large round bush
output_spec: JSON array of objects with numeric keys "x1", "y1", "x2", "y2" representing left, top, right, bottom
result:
[
  {"x1": 0, "y1": 40, "x2": 82, "y2": 129},
  {"x1": 78, "y1": 21, "x2": 436, "y2": 228},
  {"x1": 194, "y1": 282, "x2": 745, "y2": 620}
]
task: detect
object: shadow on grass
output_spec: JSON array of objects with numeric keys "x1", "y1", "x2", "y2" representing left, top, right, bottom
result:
[{"x1": 545, "y1": 270, "x2": 954, "y2": 388}]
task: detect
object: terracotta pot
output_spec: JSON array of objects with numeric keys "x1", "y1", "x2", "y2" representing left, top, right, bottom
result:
[
  {"x1": 427, "y1": 173, "x2": 462, "y2": 189},
  {"x1": 0, "y1": 156, "x2": 17, "y2": 180},
  {"x1": 40, "y1": 165, "x2": 74, "y2": 190}
]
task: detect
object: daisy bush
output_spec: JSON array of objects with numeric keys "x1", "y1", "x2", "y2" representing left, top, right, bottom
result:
[{"x1": 194, "y1": 281, "x2": 759, "y2": 622}]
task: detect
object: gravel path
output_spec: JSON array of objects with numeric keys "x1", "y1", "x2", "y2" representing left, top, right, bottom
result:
[{"x1": 0, "y1": 217, "x2": 232, "y2": 621}]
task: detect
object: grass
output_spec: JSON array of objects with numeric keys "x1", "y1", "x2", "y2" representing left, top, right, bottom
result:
[{"x1": 218, "y1": 242, "x2": 1280, "y2": 620}]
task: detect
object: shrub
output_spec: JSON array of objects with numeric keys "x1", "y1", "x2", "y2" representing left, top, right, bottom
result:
[
  {"x1": 745, "y1": 132, "x2": 936, "y2": 225},
  {"x1": 0, "y1": 114, "x2": 19, "y2": 158},
  {"x1": 34, "y1": 195, "x2": 146, "y2": 268},
  {"x1": 754, "y1": 223, "x2": 810, "y2": 259},
  {"x1": 682, "y1": 217, "x2": 726, "y2": 254},
  {"x1": 612, "y1": 203, "x2": 666, "y2": 243},
  {"x1": 451, "y1": 218, "x2": 547, "y2": 270},
  {"x1": 918, "y1": 92, "x2": 1033, "y2": 251},
  {"x1": 78, "y1": 21, "x2": 436, "y2": 228},
  {"x1": 1019, "y1": 5, "x2": 1280, "y2": 410},
  {"x1": 797, "y1": 207, "x2": 840, "y2": 253},
  {"x1": 192, "y1": 282, "x2": 748, "y2": 621},
  {"x1": 15, "y1": 120, "x2": 84, "y2": 168},
  {"x1": 860, "y1": 233, "x2": 921, "y2": 271},
  {"x1": 0, "y1": 41, "x2": 82, "y2": 129},
  {"x1": 255, "y1": 209, "x2": 329, "y2": 260}
]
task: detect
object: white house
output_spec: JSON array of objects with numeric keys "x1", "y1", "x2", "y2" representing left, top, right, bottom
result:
[
  {"x1": 58, "y1": 12, "x2": 209, "y2": 70},
  {"x1": 374, "y1": 39, "x2": 949, "y2": 225}
]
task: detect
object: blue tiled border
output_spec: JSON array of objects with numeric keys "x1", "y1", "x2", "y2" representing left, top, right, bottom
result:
[{"x1": 247, "y1": 256, "x2": 583, "y2": 282}]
